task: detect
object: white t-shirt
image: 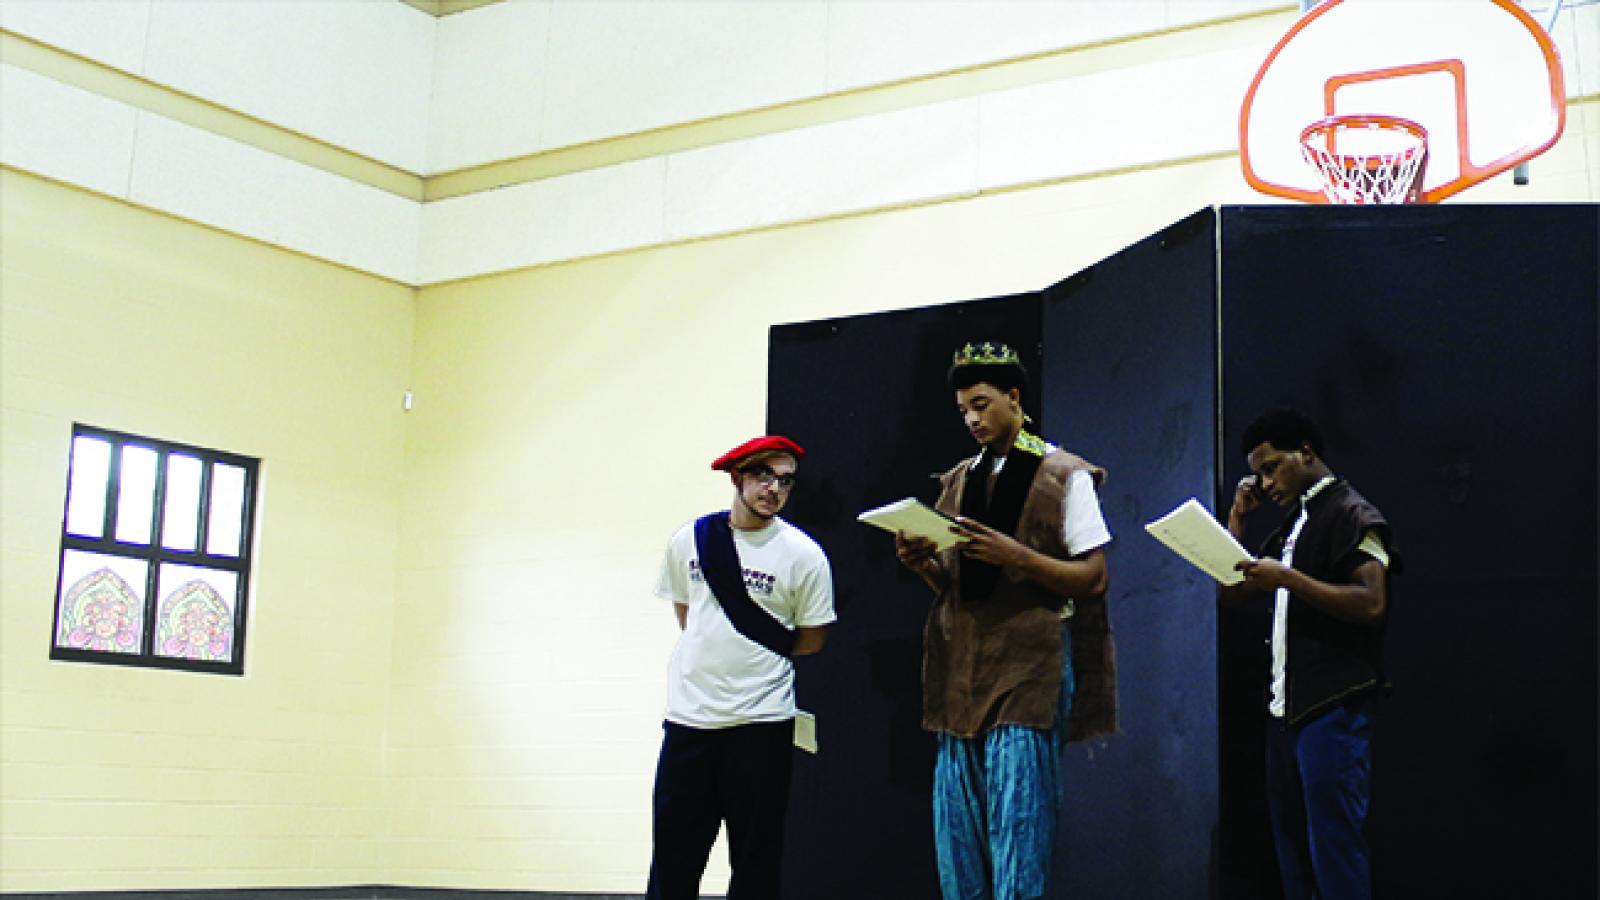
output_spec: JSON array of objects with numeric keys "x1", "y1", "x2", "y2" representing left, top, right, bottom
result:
[{"x1": 656, "y1": 516, "x2": 836, "y2": 729}]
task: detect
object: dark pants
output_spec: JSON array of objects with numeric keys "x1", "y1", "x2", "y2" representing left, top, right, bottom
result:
[
  {"x1": 1264, "y1": 696, "x2": 1376, "y2": 900},
  {"x1": 646, "y1": 719, "x2": 794, "y2": 900}
]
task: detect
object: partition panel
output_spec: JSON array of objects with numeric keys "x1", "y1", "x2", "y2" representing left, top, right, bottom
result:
[
  {"x1": 1040, "y1": 207, "x2": 1220, "y2": 898},
  {"x1": 769, "y1": 294, "x2": 1043, "y2": 900},
  {"x1": 1219, "y1": 203, "x2": 1599, "y2": 900},
  {"x1": 768, "y1": 209, "x2": 1222, "y2": 898},
  {"x1": 764, "y1": 203, "x2": 1595, "y2": 900}
]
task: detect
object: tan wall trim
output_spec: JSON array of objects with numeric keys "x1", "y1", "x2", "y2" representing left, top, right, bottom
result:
[
  {"x1": 10, "y1": 4, "x2": 1593, "y2": 212},
  {"x1": 425, "y1": 6, "x2": 1299, "y2": 200},
  {"x1": 3, "y1": 9, "x2": 1297, "y2": 206},
  {"x1": 422, "y1": 148, "x2": 1245, "y2": 290},
  {"x1": 0, "y1": 164, "x2": 416, "y2": 290},
  {"x1": 0, "y1": 29, "x2": 426, "y2": 201}
]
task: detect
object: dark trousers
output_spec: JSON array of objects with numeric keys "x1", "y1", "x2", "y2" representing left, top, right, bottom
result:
[
  {"x1": 1264, "y1": 696, "x2": 1376, "y2": 900},
  {"x1": 646, "y1": 719, "x2": 794, "y2": 900}
]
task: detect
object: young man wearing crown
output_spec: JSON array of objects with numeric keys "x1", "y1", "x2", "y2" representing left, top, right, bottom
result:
[
  {"x1": 647, "y1": 435, "x2": 836, "y2": 900},
  {"x1": 895, "y1": 343, "x2": 1117, "y2": 900}
]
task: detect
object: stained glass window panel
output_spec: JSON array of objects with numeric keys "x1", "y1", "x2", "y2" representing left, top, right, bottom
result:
[
  {"x1": 114, "y1": 445, "x2": 158, "y2": 545},
  {"x1": 55, "y1": 426, "x2": 258, "y2": 675},
  {"x1": 54, "y1": 550, "x2": 148, "y2": 654},
  {"x1": 154, "y1": 563, "x2": 237, "y2": 664},
  {"x1": 207, "y1": 463, "x2": 245, "y2": 557},
  {"x1": 65, "y1": 436, "x2": 111, "y2": 538},
  {"x1": 161, "y1": 454, "x2": 202, "y2": 552}
]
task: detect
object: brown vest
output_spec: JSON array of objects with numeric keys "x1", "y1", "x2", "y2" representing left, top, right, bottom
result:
[{"x1": 923, "y1": 449, "x2": 1118, "y2": 742}]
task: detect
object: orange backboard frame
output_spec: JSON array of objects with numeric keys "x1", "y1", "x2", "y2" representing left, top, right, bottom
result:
[{"x1": 1240, "y1": 0, "x2": 1566, "y2": 203}]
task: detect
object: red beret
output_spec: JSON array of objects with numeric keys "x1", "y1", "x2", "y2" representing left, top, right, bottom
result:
[{"x1": 710, "y1": 435, "x2": 805, "y2": 472}]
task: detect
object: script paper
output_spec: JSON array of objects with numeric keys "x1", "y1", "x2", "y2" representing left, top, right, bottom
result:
[
  {"x1": 857, "y1": 497, "x2": 967, "y2": 551},
  {"x1": 793, "y1": 710, "x2": 818, "y2": 754},
  {"x1": 1144, "y1": 497, "x2": 1254, "y2": 585}
]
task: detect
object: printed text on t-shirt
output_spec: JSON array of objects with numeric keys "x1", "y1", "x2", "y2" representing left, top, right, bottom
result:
[{"x1": 688, "y1": 560, "x2": 776, "y2": 595}]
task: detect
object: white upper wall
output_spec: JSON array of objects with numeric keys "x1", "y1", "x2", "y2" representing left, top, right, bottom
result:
[
  {"x1": 4, "y1": 0, "x2": 1592, "y2": 181},
  {"x1": 0, "y1": 0, "x2": 436, "y2": 172},
  {"x1": 0, "y1": 61, "x2": 424, "y2": 284},
  {"x1": 2, "y1": 0, "x2": 1594, "y2": 286},
  {"x1": 427, "y1": 0, "x2": 1280, "y2": 172},
  {"x1": 0, "y1": 0, "x2": 1280, "y2": 176}
]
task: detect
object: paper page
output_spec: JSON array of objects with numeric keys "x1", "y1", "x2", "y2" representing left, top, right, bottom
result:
[
  {"x1": 856, "y1": 497, "x2": 967, "y2": 551},
  {"x1": 1144, "y1": 497, "x2": 1254, "y2": 585},
  {"x1": 793, "y1": 710, "x2": 818, "y2": 754}
]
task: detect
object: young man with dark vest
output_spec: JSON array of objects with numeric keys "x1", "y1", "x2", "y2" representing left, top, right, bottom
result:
[
  {"x1": 646, "y1": 435, "x2": 835, "y2": 900},
  {"x1": 1221, "y1": 409, "x2": 1399, "y2": 900},
  {"x1": 894, "y1": 342, "x2": 1117, "y2": 900}
]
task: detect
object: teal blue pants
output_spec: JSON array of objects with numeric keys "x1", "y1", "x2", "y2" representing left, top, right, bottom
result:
[{"x1": 933, "y1": 624, "x2": 1074, "y2": 900}]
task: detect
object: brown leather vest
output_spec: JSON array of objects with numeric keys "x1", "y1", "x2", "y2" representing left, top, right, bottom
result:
[{"x1": 923, "y1": 449, "x2": 1118, "y2": 742}]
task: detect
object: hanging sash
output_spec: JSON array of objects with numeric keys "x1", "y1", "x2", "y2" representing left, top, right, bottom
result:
[
  {"x1": 957, "y1": 432, "x2": 1046, "y2": 601},
  {"x1": 693, "y1": 511, "x2": 795, "y2": 659}
]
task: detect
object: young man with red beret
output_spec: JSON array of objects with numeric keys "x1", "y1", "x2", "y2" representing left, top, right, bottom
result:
[
  {"x1": 894, "y1": 342, "x2": 1117, "y2": 900},
  {"x1": 646, "y1": 435, "x2": 836, "y2": 900}
]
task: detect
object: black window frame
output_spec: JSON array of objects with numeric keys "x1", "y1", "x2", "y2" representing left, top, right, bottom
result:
[{"x1": 50, "y1": 424, "x2": 260, "y2": 676}]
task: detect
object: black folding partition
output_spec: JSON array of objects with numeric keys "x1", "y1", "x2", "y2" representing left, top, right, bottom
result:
[
  {"x1": 769, "y1": 212, "x2": 1221, "y2": 899},
  {"x1": 767, "y1": 204, "x2": 1597, "y2": 899},
  {"x1": 1039, "y1": 209, "x2": 1220, "y2": 896},
  {"x1": 769, "y1": 294, "x2": 1045, "y2": 900},
  {"x1": 1219, "y1": 204, "x2": 1599, "y2": 900}
]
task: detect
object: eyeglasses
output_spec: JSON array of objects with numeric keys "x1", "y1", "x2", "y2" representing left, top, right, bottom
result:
[{"x1": 746, "y1": 465, "x2": 797, "y2": 490}]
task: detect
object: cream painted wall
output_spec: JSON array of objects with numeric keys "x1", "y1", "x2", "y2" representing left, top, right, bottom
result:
[
  {"x1": 0, "y1": 171, "x2": 415, "y2": 890},
  {"x1": 388, "y1": 151, "x2": 1264, "y2": 893}
]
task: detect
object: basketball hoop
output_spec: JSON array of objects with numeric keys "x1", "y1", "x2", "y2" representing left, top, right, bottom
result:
[{"x1": 1299, "y1": 114, "x2": 1430, "y2": 204}]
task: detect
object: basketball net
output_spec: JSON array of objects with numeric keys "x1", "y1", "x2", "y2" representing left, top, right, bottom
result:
[{"x1": 1299, "y1": 114, "x2": 1430, "y2": 204}]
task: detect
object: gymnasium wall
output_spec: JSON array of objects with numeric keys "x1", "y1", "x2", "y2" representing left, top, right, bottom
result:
[{"x1": 0, "y1": 171, "x2": 415, "y2": 890}]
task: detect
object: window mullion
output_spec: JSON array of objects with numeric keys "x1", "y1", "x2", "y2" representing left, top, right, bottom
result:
[
  {"x1": 142, "y1": 448, "x2": 169, "y2": 657},
  {"x1": 229, "y1": 464, "x2": 256, "y2": 665},
  {"x1": 237, "y1": 464, "x2": 256, "y2": 565},
  {"x1": 197, "y1": 456, "x2": 214, "y2": 556},
  {"x1": 103, "y1": 440, "x2": 122, "y2": 540},
  {"x1": 196, "y1": 454, "x2": 214, "y2": 554}
]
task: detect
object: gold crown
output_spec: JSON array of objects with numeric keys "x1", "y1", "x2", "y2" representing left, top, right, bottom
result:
[{"x1": 951, "y1": 341, "x2": 1021, "y2": 367}]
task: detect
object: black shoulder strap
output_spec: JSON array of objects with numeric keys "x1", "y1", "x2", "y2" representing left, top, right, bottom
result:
[{"x1": 693, "y1": 512, "x2": 794, "y2": 659}]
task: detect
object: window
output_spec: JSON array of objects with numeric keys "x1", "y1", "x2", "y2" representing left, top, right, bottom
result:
[{"x1": 51, "y1": 425, "x2": 259, "y2": 675}]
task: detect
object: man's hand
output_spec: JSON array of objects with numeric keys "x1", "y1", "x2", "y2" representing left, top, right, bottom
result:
[
  {"x1": 1235, "y1": 557, "x2": 1388, "y2": 625},
  {"x1": 1227, "y1": 475, "x2": 1263, "y2": 538},
  {"x1": 1231, "y1": 475, "x2": 1262, "y2": 517},
  {"x1": 1235, "y1": 557, "x2": 1294, "y2": 591},
  {"x1": 952, "y1": 517, "x2": 1033, "y2": 568},
  {"x1": 895, "y1": 532, "x2": 939, "y2": 568},
  {"x1": 952, "y1": 516, "x2": 1108, "y2": 598},
  {"x1": 895, "y1": 531, "x2": 947, "y2": 592}
]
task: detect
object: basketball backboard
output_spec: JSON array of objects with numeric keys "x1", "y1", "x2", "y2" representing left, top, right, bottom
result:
[{"x1": 1240, "y1": 0, "x2": 1566, "y2": 203}]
